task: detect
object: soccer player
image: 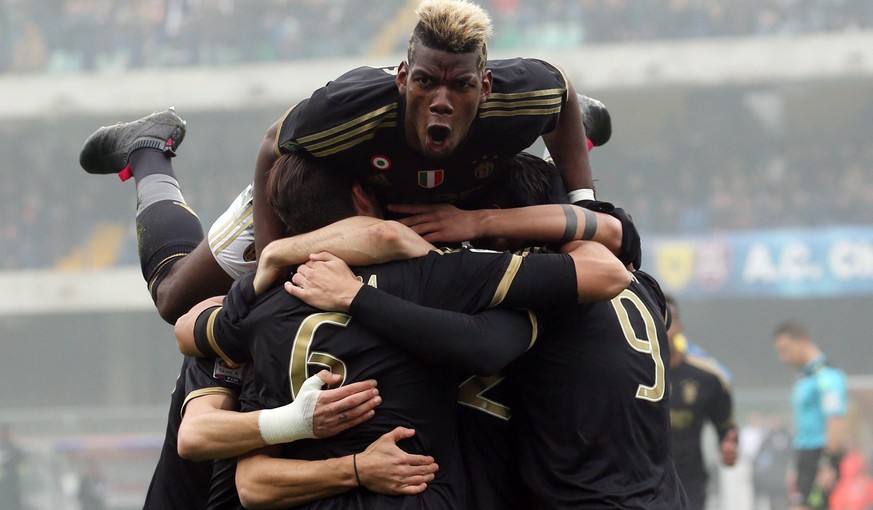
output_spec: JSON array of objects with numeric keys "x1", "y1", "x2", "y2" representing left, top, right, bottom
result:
[
  {"x1": 255, "y1": 153, "x2": 683, "y2": 509},
  {"x1": 175, "y1": 150, "x2": 630, "y2": 509},
  {"x1": 78, "y1": 111, "x2": 433, "y2": 509},
  {"x1": 79, "y1": 0, "x2": 612, "y2": 326},
  {"x1": 176, "y1": 355, "x2": 442, "y2": 509},
  {"x1": 773, "y1": 320, "x2": 849, "y2": 510},
  {"x1": 298, "y1": 259, "x2": 685, "y2": 510},
  {"x1": 251, "y1": 0, "x2": 609, "y2": 254},
  {"x1": 665, "y1": 295, "x2": 738, "y2": 510}
]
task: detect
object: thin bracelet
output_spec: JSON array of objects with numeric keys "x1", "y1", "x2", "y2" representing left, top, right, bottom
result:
[{"x1": 353, "y1": 453, "x2": 362, "y2": 487}]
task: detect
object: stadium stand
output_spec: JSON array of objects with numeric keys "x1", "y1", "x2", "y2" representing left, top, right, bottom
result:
[{"x1": 2, "y1": 0, "x2": 873, "y2": 75}]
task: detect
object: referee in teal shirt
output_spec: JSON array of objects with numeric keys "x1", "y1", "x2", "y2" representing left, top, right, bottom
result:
[{"x1": 773, "y1": 320, "x2": 848, "y2": 510}]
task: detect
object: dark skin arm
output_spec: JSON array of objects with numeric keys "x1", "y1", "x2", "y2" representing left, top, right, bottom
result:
[
  {"x1": 388, "y1": 203, "x2": 621, "y2": 255},
  {"x1": 253, "y1": 120, "x2": 285, "y2": 258},
  {"x1": 541, "y1": 77, "x2": 593, "y2": 191}
]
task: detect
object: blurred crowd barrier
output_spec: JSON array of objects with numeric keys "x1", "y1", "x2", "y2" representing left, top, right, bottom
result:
[{"x1": 1, "y1": 0, "x2": 872, "y2": 75}]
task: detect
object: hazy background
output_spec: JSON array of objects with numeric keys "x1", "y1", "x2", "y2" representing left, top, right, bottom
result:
[{"x1": 1, "y1": 0, "x2": 872, "y2": 508}]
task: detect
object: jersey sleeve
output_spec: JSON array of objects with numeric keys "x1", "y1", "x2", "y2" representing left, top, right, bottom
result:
[
  {"x1": 498, "y1": 251, "x2": 578, "y2": 309},
  {"x1": 192, "y1": 273, "x2": 259, "y2": 367},
  {"x1": 277, "y1": 66, "x2": 399, "y2": 155},
  {"x1": 818, "y1": 368, "x2": 849, "y2": 418},
  {"x1": 349, "y1": 284, "x2": 537, "y2": 375},
  {"x1": 484, "y1": 58, "x2": 567, "y2": 136},
  {"x1": 707, "y1": 374, "x2": 736, "y2": 441},
  {"x1": 417, "y1": 249, "x2": 577, "y2": 312},
  {"x1": 180, "y1": 357, "x2": 243, "y2": 417}
]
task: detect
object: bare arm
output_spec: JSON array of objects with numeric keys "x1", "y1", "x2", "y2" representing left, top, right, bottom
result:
[
  {"x1": 541, "y1": 77, "x2": 592, "y2": 191},
  {"x1": 825, "y1": 415, "x2": 848, "y2": 456},
  {"x1": 821, "y1": 371, "x2": 849, "y2": 458},
  {"x1": 178, "y1": 393, "x2": 261, "y2": 461},
  {"x1": 253, "y1": 120, "x2": 284, "y2": 258},
  {"x1": 178, "y1": 371, "x2": 381, "y2": 461},
  {"x1": 563, "y1": 240, "x2": 632, "y2": 302},
  {"x1": 815, "y1": 415, "x2": 848, "y2": 492},
  {"x1": 389, "y1": 203, "x2": 621, "y2": 255},
  {"x1": 236, "y1": 428, "x2": 438, "y2": 509},
  {"x1": 254, "y1": 218, "x2": 435, "y2": 294}
]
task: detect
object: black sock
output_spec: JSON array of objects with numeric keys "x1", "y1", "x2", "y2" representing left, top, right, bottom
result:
[
  {"x1": 129, "y1": 147, "x2": 175, "y2": 180},
  {"x1": 136, "y1": 200, "x2": 204, "y2": 302}
]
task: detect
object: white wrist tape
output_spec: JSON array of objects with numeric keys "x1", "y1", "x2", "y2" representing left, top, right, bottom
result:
[
  {"x1": 568, "y1": 188, "x2": 595, "y2": 203},
  {"x1": 258, "y1": 373, "x2": 323, "y2": 445}
]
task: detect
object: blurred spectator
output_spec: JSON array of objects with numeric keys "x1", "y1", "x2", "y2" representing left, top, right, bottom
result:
[
  {"x1": 753, "y1": 413, "x2": 794, "y2": 510},
  {"x1": 830, "y1": 451, "x2": 873, "y2": 510},
  {"x1": 77, "y1": 460, "x2": 106, "y2": 510},
  {"x1": 1, "y1": 0, "x2": 873, "y2": 76},
  {"x1": 0, "y1": 425, "x2": 24, "y2": 510}
]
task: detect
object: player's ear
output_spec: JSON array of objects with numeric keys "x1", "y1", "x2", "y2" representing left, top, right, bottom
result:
[
  {"x1": 396, "y1": 62, "x2": 409, "y2": 95},
  {"x1": 350, "y1": 184, "x2": 381, "y2": 219},
  {"x1": 479, "y1": 69, "x2": 493, "y2": 103}
]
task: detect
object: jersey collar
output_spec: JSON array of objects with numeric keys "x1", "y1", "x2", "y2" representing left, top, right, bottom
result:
[{"x1": 800, "y1": 353, "x2": 827, "y2": 376}]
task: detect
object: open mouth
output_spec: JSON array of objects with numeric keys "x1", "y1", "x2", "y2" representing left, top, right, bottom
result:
[{"x1": 426, "y1": 125, "x2": 451, "y2": 155}]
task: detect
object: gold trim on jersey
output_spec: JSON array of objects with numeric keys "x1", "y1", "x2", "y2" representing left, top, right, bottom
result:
[
  {"x1": 206, "y1": 307, "x2": 241, "y2": 368},
  {"x1": 488, "y1": 254, "x2": 523, "y2": 308},
  {"x1": 484, "y1": 88, "x2": 565, "y2": 102},
  {"x1": 302, "y1": 114, "x2": 397, "y2": 152},
  {"x1": 479, "y1": 106, "x2": 562, "y2": 118},
  {"x1": 293, "y1": 105, "x2": 398, "y2": 157},
  {"x1": 685, "y1": 354, "x2": 732, "y2": 392},
  {"x1": 431, "y1": 247, "x2": 460, "y2": 255},
  {"x1": 479, "y1": 88, "x2": 564, "y2": 118},
  {"x1": 181, "y1": 387, "x2": 238, "y2": 417},
  {"x1": 209, "y1": 205, "x2": 254, "y2": 256},
  {"x1": 482, "y1": 97, "x2": 564, "y2": 110},
  {"x1": 525, "y1": 310, "x2": 539, "y2": 350},
  {"x1": 309, "y1": 121, "x2": 398, "y2": 157},
  {"x1": 274, "y1": 103, "x2": 301, "y2": 156}
]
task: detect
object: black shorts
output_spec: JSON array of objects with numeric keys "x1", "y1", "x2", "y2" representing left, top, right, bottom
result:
[{"x1": 794, "y1": 448, "x2": 822, "y2": 506}]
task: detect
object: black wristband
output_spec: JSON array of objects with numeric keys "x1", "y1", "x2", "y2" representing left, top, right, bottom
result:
[{"x1": 353, "y1": 453, "x2": 362, "y2": 487}]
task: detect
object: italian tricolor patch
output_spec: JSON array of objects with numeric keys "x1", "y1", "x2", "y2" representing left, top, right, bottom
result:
[{"x1": 418, "y1": 170, "x2": 444, "y2": 189}]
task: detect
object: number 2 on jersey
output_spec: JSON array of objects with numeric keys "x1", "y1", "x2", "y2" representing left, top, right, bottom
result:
[{"x1": 610, "y1": 288, "x2": 666, "y2": 402}]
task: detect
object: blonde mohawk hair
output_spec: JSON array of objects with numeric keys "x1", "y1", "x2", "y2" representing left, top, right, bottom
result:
[{"x1": 409, "y1": 0, "x2": 493, "y2": 72}]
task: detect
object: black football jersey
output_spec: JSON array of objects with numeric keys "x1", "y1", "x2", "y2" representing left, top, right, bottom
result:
[
  {"x1": 506, "y1": 271, "x2": 687, "y2": 509},
  {"x1": 457, "y1": 375, "x2": 531, "y2": 510},
  {"x1": 669, "y1": 354, "x2": 735, "y2": 496},
  {"x1": 182, "y1": 357, "x2": 245, "y2": 510},
  {"x1": 196, "y1": 249, "x2": 533, "y2": 509},
  {"x1": 195, "y1": 247, "x2": 581, "y2": 509},
  {"x1": 143, "y1": 356, "x2": 242, "y2": 510},
  {"x1": 276, "y1": 58, "x2": 566, "y2": 206}
]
